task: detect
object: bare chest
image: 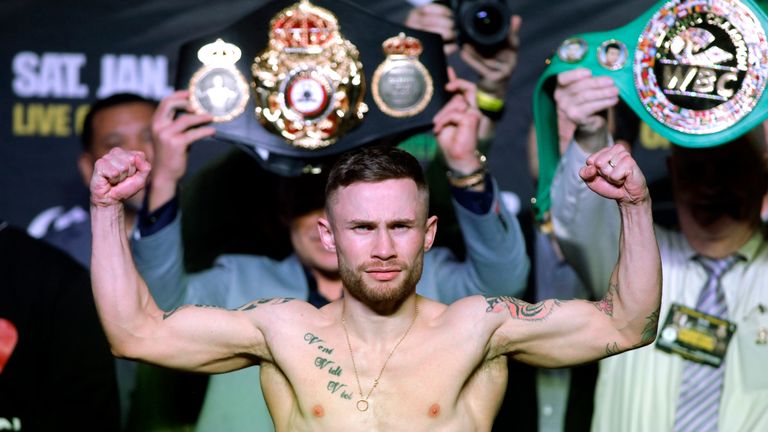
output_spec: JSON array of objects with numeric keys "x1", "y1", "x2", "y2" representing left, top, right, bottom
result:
[{"x1": 261, "y1": 328, "x2": 507, "y2": 431}]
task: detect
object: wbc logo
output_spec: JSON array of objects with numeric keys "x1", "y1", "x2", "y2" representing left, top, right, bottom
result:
[{"x1": 634, "y1": 0, "x2": 768, "y2": 135}]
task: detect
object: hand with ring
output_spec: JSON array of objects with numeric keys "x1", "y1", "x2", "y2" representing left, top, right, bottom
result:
[{"x1": 579, "y1": 144, "x2": 648, "y2": 206}]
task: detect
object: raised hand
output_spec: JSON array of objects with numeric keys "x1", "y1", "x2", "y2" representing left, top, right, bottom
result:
[
  {"x1": 432, "y1": 68, "x2": 483, "y2": 175},
  {"x1": 405, "y1": 3, "x2": 458, "y2": 55},
  {"x1": 579, "y1": 144, "x2": 648, "y2": 206},
  {"x1": 90, "y1": 148, "x2": 151, "y2": 208},
  {"x1": 460, "y1": 14, "x2": 521, "y2": 99},
  {"x1": 149, "y1": 90, "x2": 215, "y2": 211},
  {"x1": 554, "y1": 68, "x2": 619, "y2": 152}
]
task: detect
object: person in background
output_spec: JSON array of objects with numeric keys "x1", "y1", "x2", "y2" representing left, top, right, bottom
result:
[
  {"x1": 32, "y1": 93, "x2": 157, "y2": 428},
  {"x1": 551, "y1": 67, "x2": 768, "y2": 431},
  {"x1": 40, "y1": 94, "x2": 157, "y2": 269},
  {"x1": 0, "y1": 219, "x2": 120, "y2": 430}
]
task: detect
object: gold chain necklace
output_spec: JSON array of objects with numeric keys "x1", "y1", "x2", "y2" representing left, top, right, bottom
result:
[{"x1": 341, "y1": 303, "x2": 419, "y2": 412}]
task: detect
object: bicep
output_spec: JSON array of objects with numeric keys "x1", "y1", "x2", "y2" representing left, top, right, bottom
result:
[
  {"x1": 488, "y1": 295, "x2": 627, "y2": 368},
  {"x1": 124, "y1": 299, "x2": 287, "y2": 373}
]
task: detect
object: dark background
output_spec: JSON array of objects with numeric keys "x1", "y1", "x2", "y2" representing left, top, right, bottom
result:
[{"x1": 0, "y1": 0, "x2": 656, "y2": 231}]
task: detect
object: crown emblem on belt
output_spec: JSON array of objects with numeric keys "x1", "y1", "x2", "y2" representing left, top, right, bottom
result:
[{"x1": 252, "y1": 0, "x2": 367, "y2": 150}]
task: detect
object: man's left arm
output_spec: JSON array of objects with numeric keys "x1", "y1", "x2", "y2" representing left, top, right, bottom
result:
[{"x1": 482, "y1": 145, "x2": 660, "y2": 368}]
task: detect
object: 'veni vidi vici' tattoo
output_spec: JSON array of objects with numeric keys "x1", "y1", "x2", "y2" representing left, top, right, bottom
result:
[{"x1": 304, "y1": 332, "x2": 354, "y2": 401}]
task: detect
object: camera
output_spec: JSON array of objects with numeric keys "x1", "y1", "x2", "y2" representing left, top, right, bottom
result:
[{"x1": 450, "y1": 0, "x2": 511, "y2": 55}]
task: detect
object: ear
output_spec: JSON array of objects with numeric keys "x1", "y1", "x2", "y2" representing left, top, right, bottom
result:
[
  {"x1": 318, "y1": 216, "x2": 336, "y2": 253},
  {"x1": 423, "y1": 215, "x2": 438, "y2": 252},
  {"x1": 77, "y1": 153, "x2": 95, "y2": 187}
]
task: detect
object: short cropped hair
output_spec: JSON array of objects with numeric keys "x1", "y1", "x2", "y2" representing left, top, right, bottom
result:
[
  {"x1": 81, "y1": 93, "x2": 158, "y2": 153},
  {"x1": 325, "y1": 145, "x2": 428, "y2": 207}
]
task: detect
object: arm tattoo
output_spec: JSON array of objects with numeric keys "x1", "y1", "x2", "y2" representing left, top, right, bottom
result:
[
  {"x1": 605, "y1": 341, "x2": 620, "y2": 356},
  {"x1": 637, "y1": 308, "x2": 660, "y2": 346},
  {"x1": 237, "y1": 297, "x2": 295, "y2": 311},
  {"x1": 593, "y1": 282, "x2": 617, "y2": 317},
  {"x1": 485, "y1": 296, "x2": 562, "y2": 321},
  {"x1": 162, "y1": 297, "x2": 295, "y2": 320}
]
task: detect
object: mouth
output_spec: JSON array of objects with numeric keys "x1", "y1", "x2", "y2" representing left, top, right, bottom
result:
[{"x1": 365, "y1": 268, "x2": 402, "y2": 282}]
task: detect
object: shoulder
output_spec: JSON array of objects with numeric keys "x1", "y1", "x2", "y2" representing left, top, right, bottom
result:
[
  {"x1": 241, "y1": 297, "x2": 330, "y2": 327},
  {"x1": 431, "y1": 295, "x2": 501, "y2": 327}
]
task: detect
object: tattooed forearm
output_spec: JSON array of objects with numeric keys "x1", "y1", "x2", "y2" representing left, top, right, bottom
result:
[
  {"x1": 485, "y1": 296, "x2": 562, "y2": 321},
  {"x1": 593, "y1": 282, "x2": 617, "y2": 317},
  {"x1": 162, "y1": 298, "x2": 295, "y2": 320}
]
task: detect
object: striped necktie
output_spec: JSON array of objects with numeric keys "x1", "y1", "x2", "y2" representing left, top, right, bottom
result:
[{"x1": 673, "y1": 255, "x2": 740, "y2": 432}]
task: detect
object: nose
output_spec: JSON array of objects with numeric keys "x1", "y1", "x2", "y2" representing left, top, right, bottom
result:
[{"x1": 371, "y1": 228, "x2": 396, "y2": 261}]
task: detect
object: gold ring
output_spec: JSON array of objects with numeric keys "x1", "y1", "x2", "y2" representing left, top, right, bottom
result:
[{"x1": 608, "y1": 159, "x2": 616, "y2": 168}]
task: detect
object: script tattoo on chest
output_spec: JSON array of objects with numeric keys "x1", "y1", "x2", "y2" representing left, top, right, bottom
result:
[
  {"x1": 304, "y1": 332, "x2": 353, "y2": 401},
  {"x1": 162, "y1": 297, "x2": 295, "y2": 320},
  {"x1": 484, "y1": 296, "x2": 562, "y2": 321}
]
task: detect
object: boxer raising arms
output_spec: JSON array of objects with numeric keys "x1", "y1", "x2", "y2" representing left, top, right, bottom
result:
[{"x1": 89, "y1": 143, "x2": 660, "y2": 431}]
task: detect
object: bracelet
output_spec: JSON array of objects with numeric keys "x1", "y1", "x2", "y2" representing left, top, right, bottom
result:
[
  {"x1": 446, "y1": 151, "x2": 488, "y2": 188},
  {"x1": 476, "y1": 89, "x2": 505, "y2": 113},
  {"x1": 446, "y1": 170, "x2": 486, "y2": 189}
]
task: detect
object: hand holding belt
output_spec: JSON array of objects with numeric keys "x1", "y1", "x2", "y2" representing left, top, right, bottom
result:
[{"x1": 532, "y1": 0, "x2": 768, "y2": 221}]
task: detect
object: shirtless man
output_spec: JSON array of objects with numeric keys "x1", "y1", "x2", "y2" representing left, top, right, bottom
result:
[{"x1": 89, "y1": 143, "x2": 661, "y2": 431}]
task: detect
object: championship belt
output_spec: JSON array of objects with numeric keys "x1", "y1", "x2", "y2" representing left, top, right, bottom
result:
[
  {"x1": 532, "y1": 0, "x2": 768, "y2": 220},
  {"x1": 176, "y1": 0, "x2": 448, "y2": 176}
]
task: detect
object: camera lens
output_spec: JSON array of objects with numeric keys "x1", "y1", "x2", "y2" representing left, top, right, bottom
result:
[
  {"x1": 455, "y1": 0, "x2": 511, "y2": 53},
  {"x1": 473, "y1": 8, "x2": 503, "y2": 36}
]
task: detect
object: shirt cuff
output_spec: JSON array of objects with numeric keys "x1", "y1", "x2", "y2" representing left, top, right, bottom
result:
[
  {"x1": 137, "y1": 195, "x2": 179, "y2": 237},
  {"x1": 450, "y1": 175, "x2": 494, "y2": 215}
]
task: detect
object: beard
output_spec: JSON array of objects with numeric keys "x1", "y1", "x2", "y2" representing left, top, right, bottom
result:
[{"x1": 339, "y1": 254, "x2": 423, "y2": 314}]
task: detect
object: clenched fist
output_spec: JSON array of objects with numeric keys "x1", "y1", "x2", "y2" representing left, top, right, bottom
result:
[
  {"x1": 580, "y1": 144, "x2": 648, "y2": 206},
  {"x1": 90, "y1": 147, "x2": 151, "y2": 208}
]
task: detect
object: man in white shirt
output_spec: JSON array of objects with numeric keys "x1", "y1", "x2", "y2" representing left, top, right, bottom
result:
[{"x1": 551, "y1": 68, "x2": 768, "y2": 432}]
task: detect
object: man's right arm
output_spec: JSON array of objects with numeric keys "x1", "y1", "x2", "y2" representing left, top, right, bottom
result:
[{"x1": 91, "y1": 148, "x2": 290, "y2": 373}]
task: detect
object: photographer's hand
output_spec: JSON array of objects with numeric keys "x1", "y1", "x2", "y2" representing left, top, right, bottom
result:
[
  {"x1": 405, "y1": 3, "x2": 459, "y2": 55},
  {"x1": 460, "y1": 14, "x2": 521, "y2": 100}
]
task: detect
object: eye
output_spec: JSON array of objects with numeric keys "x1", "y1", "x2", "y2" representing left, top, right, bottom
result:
[{"x1": 352, "y1": 224, "x2": 374, "y2": 232}]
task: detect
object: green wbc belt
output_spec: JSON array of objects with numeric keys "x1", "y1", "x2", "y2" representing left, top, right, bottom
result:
[{"x1": 533, "y1": 0, "x2": 768, "y2": 221}]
